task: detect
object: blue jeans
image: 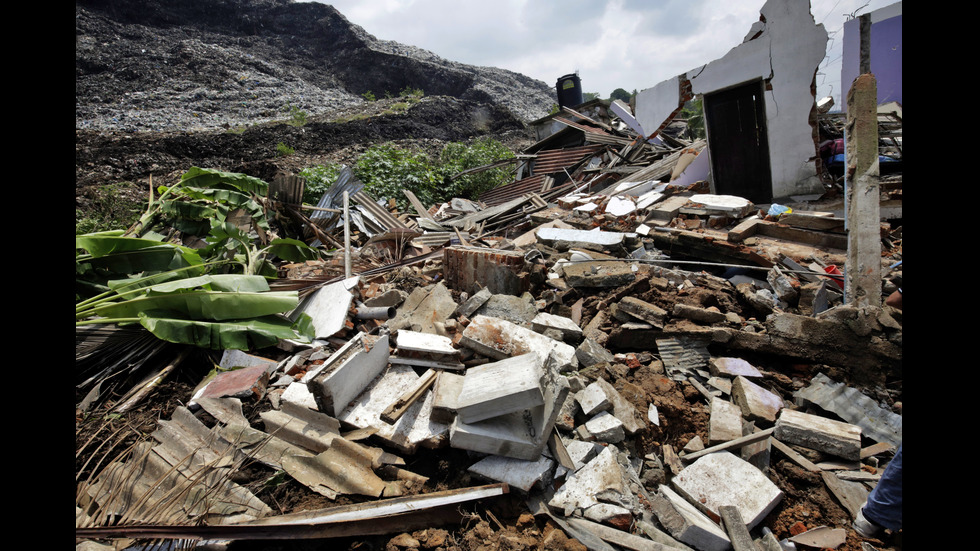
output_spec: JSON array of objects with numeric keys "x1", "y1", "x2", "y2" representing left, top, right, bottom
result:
[{"x1": 863, "y1": 444, "x2": 902, "y2": 531}]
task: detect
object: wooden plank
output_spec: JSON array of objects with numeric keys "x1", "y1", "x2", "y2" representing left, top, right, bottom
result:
[
  {"x1": 770, "y1": 437, "x2": 822, "y2": 472},
  {"x1": 821, "y1": 471, "x2": 868, "y2": 518},
  {"x1": 779, "y1": 212, "x2": 845, "y2": 233},
  {"x1": 681, "y1": 428, "x2": 775, "y2": 462},
  {"x1": 662, "y1": 444, "x2": 684, "y2": 476},
  {"x1": 380, "y1": 369, "x2": 438, "y2": 424},
  {"x1": 719, "y1": 506, "x2": 758, "y2": 551},
  {"x1": 754, "y1": 221, "x2": 848, "y2": 250},
  {"x1": 860, "y1": 441, "x2": 896, "y2": 459},
  {"x1": 403, "y1": 189, "x2": 437, "y2": 221}
]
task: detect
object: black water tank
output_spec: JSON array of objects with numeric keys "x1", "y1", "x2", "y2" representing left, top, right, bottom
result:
[{"x1": 556, "y1": 73, "x2": 583, "y2": 108}]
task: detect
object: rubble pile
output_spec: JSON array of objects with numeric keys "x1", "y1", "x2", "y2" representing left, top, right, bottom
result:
[{"x1": 76, "y1": 100, "x2": 902, "y2": 551}]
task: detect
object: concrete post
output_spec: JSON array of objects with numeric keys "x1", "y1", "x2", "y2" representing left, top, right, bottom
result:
[{"x1": 844, "y1": 74, "x2": 881, "y2": 308}]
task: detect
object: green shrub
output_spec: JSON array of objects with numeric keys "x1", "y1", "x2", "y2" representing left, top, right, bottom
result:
[
  {"x1": 354, "y1": 143, "x2": 440, "y2": 211},
  {"x1": 298, "y1": 163, "x2": 343, "y2": 205},
  {"x1": 286, "y1": 104, "x2": 307, "y2": 127},
  {"x1": 400, "y1": 86, "x2": 424, "y2": 101},
  {"x1": 362, "y1": 91, "x2": 376, "y2": 102},
  {"x1": 275, "y1": 142, "x2": 295, "y2": 157},
  {"x1": 438, "y1": 138, "x2": 516, "y2": 199}
]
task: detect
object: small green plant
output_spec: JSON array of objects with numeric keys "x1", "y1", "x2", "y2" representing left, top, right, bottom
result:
[
  {"x1": 400, "y1": 86, "x2": 424, "y2": 102},
  {"x1": 362, "y1": 90, "x2": 376, "y2": 102},
  {"x1": 285, "y1": 104, "x2": 308, "y2": 127},
  {"x1": 298, "y1": 163, "x2": 342, "y2": 205},
  {"x1": 390, "y1": 102, "x2": 411, "y2": 113},
  {"x1": 275, "y1": 142, "x2": 295, "y2": 157}
]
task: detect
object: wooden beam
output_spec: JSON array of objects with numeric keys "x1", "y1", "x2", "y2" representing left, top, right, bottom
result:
[{"x1": 380, "y1": 369, "x2": 438, "y2": 424}]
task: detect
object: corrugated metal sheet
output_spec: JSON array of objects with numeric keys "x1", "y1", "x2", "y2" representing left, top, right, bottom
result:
[
  {"x1": 352, "y1": 190, "x2": 410, "y2": 231},
  {"x1": 478, "y1": 174, "x2": 548, "y2": 206},
  {"x1": 531, "y1": 145, "x2": 606, "y2": 176},
  {"x1": 656, "y1": 336, "x2": 710, "y2": 381}
]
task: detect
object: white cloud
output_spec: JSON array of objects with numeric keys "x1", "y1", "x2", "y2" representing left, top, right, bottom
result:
[{"x1": 316, "y1": 0, "x2": 899, "y2": 103}]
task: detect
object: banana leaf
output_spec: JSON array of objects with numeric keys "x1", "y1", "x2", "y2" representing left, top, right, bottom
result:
[
  {"x1": 79, "y1": 245, "x2": 205, "y2": 278},
  {"x1": 138, "y1": 310, "x2": 314, "y2": 350},
  {"x1": 76, "y1": 232, "x2": 169, "y2": 257},
  {"x1": 93, "y1": 290, "x2": 299, "y2": 322},
  {"x1": 267, "y1": 238, "x2": 320, "y2": 262},
  {"x1": 179, "y1": 167, "x2": 269, "y2": 196}
]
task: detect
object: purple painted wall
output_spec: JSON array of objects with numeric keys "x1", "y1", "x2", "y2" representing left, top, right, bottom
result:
[{"x1": 841, "y1": 3, "x2": 902, "y2": 110}]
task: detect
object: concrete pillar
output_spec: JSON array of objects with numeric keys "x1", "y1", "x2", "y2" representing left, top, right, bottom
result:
[{"x1": 844, "y1": 73, "x2": 881, "y2": 308}]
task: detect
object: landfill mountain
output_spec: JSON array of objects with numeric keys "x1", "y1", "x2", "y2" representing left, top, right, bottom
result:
[{"x1": 75, "y1": 0, "x2": 554, "y2": 192}]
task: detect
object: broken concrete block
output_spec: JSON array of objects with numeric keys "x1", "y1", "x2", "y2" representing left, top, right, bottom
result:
[
  {"x1": 454, "y1": 286, "x2": 492, "y2": 318},
  {"x1": 362, "y1": 288, "x2": 407, "y2": 308},
  {"x1": 576, "y1": 382, "x2": 613, "y2": 417},
  {"x1": 709, "y1": 357, "x2": 763, "y2": 378},
  {"x1": 450, "y1": 363, "x2": 569, "y2": 460},
  {"x1": 443, "y1": 246, "x2": 529, "y2": 296},
  {"x1": 575, "y1": 337, "x2": 614, "y2": 368},
  {"x1": 456, "y1": 353, "x2": 547, "y2": 424},
  {"x1": 291, "y1": 276, "x2": 357, "y2": 339},
  {"x1": 339, "y1": 364, "x2": 449, "y2": 455},
  {"x1": 616, "y1": 296, "x2": 667, "y2": 328},
  {"x1": 387, "y1": 282, "x2": 458, "y2": 335},
  {"x1": 532, "y1": 312, "x2": 583, "y2": 342},
  {"x1": 536, "y1": 227, "x2": 634, "y2": 248},
  {"x1": 562, "y1": 261, "x2": 636, "y2": 288},
  {"x1": 305, "y1": 332, "x2": 390, "y2": 418},
  {"x1": 430, "y1": 371, "x2": 464, "y2": 424},
  {"x1": 671, "y1": 451, "x2": 783, "y2": 531},
  {"x1": 593, "y1": 377, "x2": 645, "y2": 436},
  {"x1": 708, "y1": 397, "x2": 744, "y2": 445},
  {"x1": 731, "y1": 376, "x2": 783, "y2": 423},
  {"x1": 653, "y1": 485, "x2": 731, "y2": 551},
  {"x1": 460, "y1": 315, "x2": 576, "y2": 370},
  {"x1": 774, "y1": 409, "x2": 862, "y2": 461},
  {"x1": 472, "y1": 294, "x2": 539, "y2": 325},
  {"x1": 584, "y1": 411, "x2": 625, "y2": 444},
  {"x1": 219, "y1": 349, "x2": 279, "y2": 375},
  {"x1": 565, "y1": 439, "x2": 601, "y2": 470},
  {"x1": 673, "y1": 303, "x2": 726, "y2": 324},
  {"x1": 467, "y1": 454, "x2": 555, "y2": 493},
  {"x1": 548, "y1": 446, "x2": 637, "y2": 516},
  {"x1": 793, "y1": 372, "x2": 902, "y2": 448},
  {"x1": 583, "y1": 503, "x2": 633, "y2": 530}
]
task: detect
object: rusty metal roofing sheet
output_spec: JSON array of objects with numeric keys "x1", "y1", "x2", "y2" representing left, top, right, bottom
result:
[
  {"x1": 531, "y1": 145, "x2": 606, "y2": 176},
  {"x1": 478, "y1": 174, "x2": 548, "y2": 206}
]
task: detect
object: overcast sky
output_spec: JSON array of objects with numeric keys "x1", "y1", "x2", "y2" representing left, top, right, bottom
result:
[{"x1": 313, "y1": 0, "x2": 898, "y2": 109}]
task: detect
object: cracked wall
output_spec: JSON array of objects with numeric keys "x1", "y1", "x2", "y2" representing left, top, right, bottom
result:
[{"x1": 635, "y1": 0, "x2": 828, "y2": 200}]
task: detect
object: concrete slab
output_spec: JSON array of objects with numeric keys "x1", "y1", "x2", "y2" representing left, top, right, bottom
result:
[
  {"x1": 450, "y1": 366, "x2": 570, "y2": 460},
  {"x1": 576, "y1": 338, "x2": 614, "y2": 367},
  {"x1": 793, "y1": 372, "x2": 902, "y2": 448},
  {"x1": 616, "y1": 297, "x2": 667, "y2": 328},
  {"x1": 291, "y1": 277, "x2": 356, "y2": 339},
  {"x1": 456, "y1": 353, "x2": 547, "y2": 424},
  {"x1": 774, "y1": 408, "x2": 862, "y2": 461},
  {"x1": 708, "y1": 397, "x2": 744, "y2": 445},
  {"x1": 304, "y1": 332, "x2": 390, "y2": 417},
  {"x1": 219, "y1": 349, "x2": 279, "y2": 375},
  {"x1": 338, "y1": 364, "x2": 449, "y2": 455},
  {"x1": 536, "y1": 228, "x2": 634, "y2": 248},
  {"x1": 460, "y1": 315, "x2": 577, "y2": 370},
  {"x1": 709, "y1": 357, "x2": 763, "y2": 378},
  {"x1": 454, "y1": 286, "x2": 492, "y2": 318},
  {"x1": 387, "y1": 282, "x2": 458, "y2": 335},
  {"x1": 565, "y1": 439, "x2": 602, "y2": 470},
  {"x1": 395, "y1": 330, "x2": 458, "y2": 356},
  {"x1": 671, "y1": 451, "x2": 783, "y2": 530},
  {"x1": 731, "y1": 376, "x2": 783, "y2": 423},
  {"x1": 430, "y1": 371, "x2": 465, "y2": 424},
  {"x1": 467, "y1": 454, "x2": 555, "y2": 493},
  {"x1": 532, "y1": 312, "x2": 583, "y2": 342}
]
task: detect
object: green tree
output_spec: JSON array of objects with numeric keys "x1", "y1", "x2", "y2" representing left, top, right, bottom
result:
[
  {"x1": 610, "y1": 88, "x2": 631, "y2": 102},
  {"x1": 582, "y1": 92, "x2": 600, "y2": 102},
  {"x1": 438, "y1": 138, "x2": 515, "y2": 199},
  {"x1": 681, "y1": 97, "x2": 705, "y2": 140},
  {"x1": 354, "y1": 144, "x2": 440, "y2": 211}
]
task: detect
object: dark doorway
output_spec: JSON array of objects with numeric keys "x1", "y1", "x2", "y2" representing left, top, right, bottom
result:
[{"x1": 703, "y1": 80, "x2": 773, "y2": 203}]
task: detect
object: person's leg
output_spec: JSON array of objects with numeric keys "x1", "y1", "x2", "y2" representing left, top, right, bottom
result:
[{"x1": 860, "y1": 444, "x2": 903, "y2": 531}]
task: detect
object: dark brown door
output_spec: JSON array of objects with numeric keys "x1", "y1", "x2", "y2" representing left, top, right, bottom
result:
[{"x1": 703, "y1": 81, "x2": 773, "y2": 203}]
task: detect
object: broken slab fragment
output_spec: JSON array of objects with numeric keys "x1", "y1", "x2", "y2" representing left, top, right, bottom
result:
[
  {"x1": 467, "y1": 454, "x2": 555, "y2": 493},
  {"x1": 774, "y1": 408, "x2": 862, "y2": 461},
  {"x1": 387, "y1": 282, "x2": 458, "y2": 335},
  {"x1": 454, "y1": 286, "x2": 492, "y2": 319},
  {"x1": 583, "y1": 411, "x2": 625, "y2": 444},
  {"x1": 731, "y1": 376, "x2": 783, "y2": 423},
  {"x1": 576, "y1": 382, "x2": 613, "y2": 417},
  {"x1": 460, "y1": 314, "x2": 577, "y2": 371},
  {"x1": 430, "y1": 371, "x2": 465, "y2": 425},
  {"x1": 456, "y1": 353, "x2": 547, "y2": 424},
  {"x1": 652, "y1": 485, "x2": 731, "y2": 551},
  {"x1": 671, "y1": 451, "x2": 783, "y2": 531},
  {"x1": 536, "y1": 227, "x2": 634, "y2": 249},
  {"x1": 708, "y1": 397, "x2": 744, "y2": 445},
  {"x1": 192, "y1": 365, "x2": 269, "y2": 406},
  {"x1": 548, "y1": 446, "x2": 638, "y2": 516},
  {"x1": 305, "y1": 332, "x2": 390, "y2": 418},
  {"x1": 592, "y1": 377, "x2": 646, "y2": 436}
]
